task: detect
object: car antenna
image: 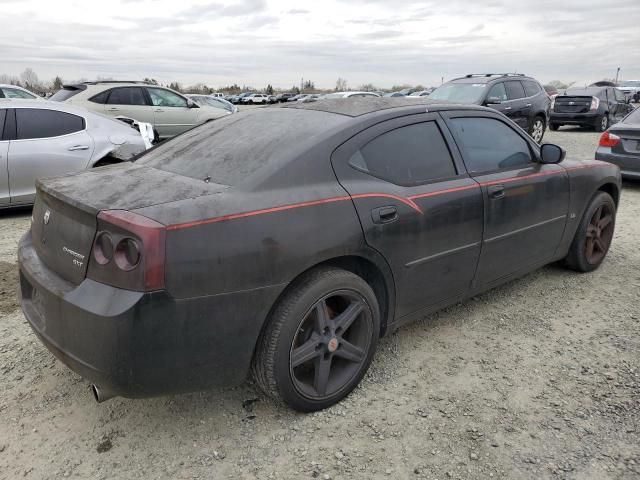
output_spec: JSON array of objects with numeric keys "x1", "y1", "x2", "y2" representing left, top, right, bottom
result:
[{"x1": 204, "y1": 175, "x2": 211, "y2": 183}]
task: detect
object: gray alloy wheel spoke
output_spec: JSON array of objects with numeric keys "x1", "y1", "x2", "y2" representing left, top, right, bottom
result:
[
  {"x1": 291, "y1": 335, "x2": 321, "y2": 368},
  {"x1": 334, "y1": 301, "x2": 364, "y2": 334},
  {"x1": 593, "y1": 205, "x2": 603, "y2": 223},
  {"x1": 334, "y1": 339, "x2": 365, "y2": 363},
  {"x1": 594, "y1": 238, "x2": 605, "y2": 253},
  {"x1": 313, "y1": 356, "x2": 332, "y2": 396},
  {"x1": 586, "y1": 225, "x2": 597, "y2": 238},
  {"x1": 598, "y1": 214, "x2": 613, "y2": 230},
  {"x1": 314, "y1": 300, "x2": 332, "y2": 332},
  {"x1": 586, "y1": 237, "x2": 595, "y2": 259}
]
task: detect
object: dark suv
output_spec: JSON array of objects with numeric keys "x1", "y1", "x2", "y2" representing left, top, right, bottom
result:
[
  {"x1": 550, "y1": 86, "x2": 632, "y2": 132},
  {"x1": 429, "y1": 73, "x2": 550, "y2": 143}
]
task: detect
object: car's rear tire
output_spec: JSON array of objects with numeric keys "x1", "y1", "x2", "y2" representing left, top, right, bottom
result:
[
  {"x1": 549, "y1": 122, "x2": 560, "y2": 131},
  {"x1": 252, "y1": 267, "x2": 380, "y2": 412},
  {"x1": 529, "y1": 115, "x2": 546, "y2": 143},
  {"x1": 595, "y1": 114, "x2": 609, "y2": 132},
  {"x1": 564, "y1": 191, "x2": 616, "y2": 273}
]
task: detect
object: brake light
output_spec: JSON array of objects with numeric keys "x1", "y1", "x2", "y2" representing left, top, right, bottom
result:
[
  {"x1": 590, "y1": 96, "x2": 600, "y2": 111},
  {"x1": 88, "y1": 210, "x2": 166, "y2": 291},
  {"x1": 599, "y1": 131, "x2": 621, "y2": 148}
]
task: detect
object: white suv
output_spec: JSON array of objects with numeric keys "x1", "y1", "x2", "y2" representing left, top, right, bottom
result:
[
  {"x1": 50, "y1": 81, "x2": 228, "y2": 139},
  {"x1": 243, "y1": 94, "x2": 269, "y2": 104}
]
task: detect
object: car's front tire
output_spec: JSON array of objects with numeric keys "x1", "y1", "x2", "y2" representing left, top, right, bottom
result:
[
  {"x1": 549, "y1": 122, "x2": 560, "y2": 131},
  {"x1": 253, "y1": 267, "x2": 380, "y2": 412},
  {"x1": 564, "y1": 191, "x2": 616, "y2": 273}
]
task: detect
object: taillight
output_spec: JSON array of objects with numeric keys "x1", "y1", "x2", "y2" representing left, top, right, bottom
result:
[
  {"x1": 590, "y1": 96, "x2": 600, "y2": 111},
  {"x1": 599, "y1": 131, "x2": 621, "y2": 148},
  {"x1": 88, "y1": 210, "x2": 166, "y2": 291}
]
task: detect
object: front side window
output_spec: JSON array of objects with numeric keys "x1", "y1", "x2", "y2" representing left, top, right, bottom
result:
[
  {"x1": 505, "y1": 81, "x2": 526, "y2": 100},
  {"x1": 16, "y1": 108, "x2": 85, "y2": 140},
  {"x1": 349, "y1": 122, "x2": 456, "y2": 186},
  {"x1": 614, "y1": 89, "x2": 625, "y2": 102},
  {"x1": 106, "y1": 87, "x2": 146, "y2": 106},
  {"x1": 486, "y1": 83, "x2": 507, "y2": 102},
  {"x1": 450, "y1": 117, "x2": 532, "y2": 174},
  {"x1": 3, "y1": 88, "x2": 37, "y2": 99},
  {"x1": 147, "y1": 88, "x2": 187, "y2": 107}
]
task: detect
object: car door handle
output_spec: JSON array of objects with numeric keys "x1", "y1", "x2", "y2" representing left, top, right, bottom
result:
[
  {"x1": 154, "y1": 108, "x2": 165, "y2": 112},
  {"x1": 68, "y1": 145, "x2": 89, "y2": 151},
  {"x1": 106, "y1": 107, "x2": 120, "y2": 111},
  {"x1": 371, "y1": 206, "x2": 398, "y2": 224},
  {"x1": 503, "y1": 106, "x2": 512, "y2": 111},
  {"x1": 488, "y1": 184, "x2": 505, "y2": 199},
  {"x1": 526, "y1": 103, "x2": 532, "y2": 107}
]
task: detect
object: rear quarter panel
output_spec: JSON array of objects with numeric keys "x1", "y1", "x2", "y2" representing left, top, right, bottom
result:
[{"x1": 554, "y1": 159, "x2": 621, "y2": 258}]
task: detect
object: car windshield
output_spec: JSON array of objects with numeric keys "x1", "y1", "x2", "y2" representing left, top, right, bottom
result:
[
  {"x1": 137, "y1": 109, "x2": 347, "y2": 185},
  {"x1": 621, "y1": 81, "x2": 640, "y2": 87},
  {"x1": 429, "y1": 83, "x2": 488, "y2": 103}
]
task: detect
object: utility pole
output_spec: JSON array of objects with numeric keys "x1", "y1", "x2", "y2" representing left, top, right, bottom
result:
[{"x1": 615, "y1": 67, "x2": 620, "y2": 85}]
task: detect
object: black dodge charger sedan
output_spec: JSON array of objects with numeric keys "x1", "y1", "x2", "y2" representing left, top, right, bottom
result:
[{"x1": 18, "y1": 98, "x2": 621, "y2": 411}]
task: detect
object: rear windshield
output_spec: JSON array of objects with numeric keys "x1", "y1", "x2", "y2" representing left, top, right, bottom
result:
[
  {"x1": 49, "y1": 86, "x2": 86, "y2": 101},
  {"x1": 564, "y1": 88, "x2": 602, "y2": 97},
  {"x1": 623, "y1": 108, "x2": 640, "y2": 124},
  {"x1": 429, "y1": 83, "x2": 488, "y2": 103},
  {"x1": 137, "y1": 108, "x2": 346, "y2": 185}
]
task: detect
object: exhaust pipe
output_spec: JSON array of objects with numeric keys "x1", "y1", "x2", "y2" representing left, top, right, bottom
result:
[{"x1": 92, "y1": 384, "x2": 116, "y2": 403}]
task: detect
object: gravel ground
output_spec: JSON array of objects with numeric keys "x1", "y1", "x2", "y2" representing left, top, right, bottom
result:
[{"x1": 1, "y1": 128, "x2": 639, "y2": 480}]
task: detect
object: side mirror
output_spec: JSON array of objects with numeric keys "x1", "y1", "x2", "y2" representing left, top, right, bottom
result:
[
  {"x1": 187, "y1": 100, "x2": 199, "y2": 109},
  {"x1": 485, "y1": 96, "x2": 502, "y2": 105},
  {"x1": 540, "y1": 143, "x2": 566, "y2": 164}
]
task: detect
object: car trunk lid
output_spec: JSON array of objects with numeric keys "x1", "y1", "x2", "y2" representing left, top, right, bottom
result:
[
  {"x1": 611, "y1": 126, "x2": 640, "y2": 156},
  {"x1": 31, "y1": 164, "x2": 227, "y2": 285},
  {"x1": 554, "y1": 96, "x2": 593, "y2": 114}
]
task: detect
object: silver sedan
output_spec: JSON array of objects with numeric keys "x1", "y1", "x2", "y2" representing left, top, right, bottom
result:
[{"x1": 1, "y1": 100, "x2": 147, "y2": 208}]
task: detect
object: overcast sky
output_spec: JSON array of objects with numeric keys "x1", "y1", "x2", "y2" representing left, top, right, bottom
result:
[{"x1": 2, "y1": 0, "x2": 639, "y2": 89}]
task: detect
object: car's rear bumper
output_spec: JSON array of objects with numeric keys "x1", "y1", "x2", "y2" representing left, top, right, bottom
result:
[
  {"x1": 550, "y1": 112, "x2": 599, "y2": 126},
  {"x1": 595, "y1": 150, "x2": 640, "y2": 179},
  {"x1": 18, "y1": 231, "x2": 284, "y2": 399}
]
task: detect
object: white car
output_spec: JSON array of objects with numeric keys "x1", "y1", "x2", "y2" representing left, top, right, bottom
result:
[
  {"x1": 0, "y1": 100, "x2": 148, "y2": 207},
  {"x1": 617, "y1": 80, "x2": 640, "y2": 103},
  {"x1": 323, "y1": 91, "x2": 381, "y2": 99},
  {"x1": 0, "y1": 84, "x2": 42, "y2": 100},
  {"x1": 50, "y1": 81, "x2": 228, "y2": 139},
  {"x1": 242, "y1": 94, "x2": 270, "y2": 104}
]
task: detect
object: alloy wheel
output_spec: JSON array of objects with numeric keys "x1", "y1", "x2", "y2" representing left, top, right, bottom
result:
[
  {"x1": 289, "y1": 291, "x2": 373, "y2": 400},
  {"x1": 585, "y1": 203, "x2": 614, "y2": 265},
  {"x1": 531, "y1": 120, "x2": 544, "y2": 143}
]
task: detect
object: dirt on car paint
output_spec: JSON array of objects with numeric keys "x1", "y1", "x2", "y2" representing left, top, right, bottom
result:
[{"x1": 0, "y1": 131, "x2": 638, "y2": 480}]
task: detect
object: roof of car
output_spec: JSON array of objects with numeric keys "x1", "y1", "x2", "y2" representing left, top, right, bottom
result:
[
  {"x1": 280, "y1": 97, "x2": 486, "y2": 117},
  {"x1": 449, "y1": 74, "x2": 533, "y2": 84},
  {"x1": 564, "y1": 87, "x2": 606, "y2": 95}
]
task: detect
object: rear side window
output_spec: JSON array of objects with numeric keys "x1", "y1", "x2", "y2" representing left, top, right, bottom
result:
[
  {"x1": 450, "y1": 117, "x2": 532, "y2": 174},
  {"x1": 505, "y1": 81, "x2": 526, "y2": 100},
  {"x1": 2, "y1": 88, "x2": 37, "y2": 99},
  {"x1": 523, "y1": 81, "x2": 541, "y2": 97},
  {"x1": 89, "y1": 90, "x2": 110, "y2": 104},
  {"x1": 624, "y1": 108, "x2": 640, "y2": 123},
  {"x1": 15, "y1": 109, "x2": 85, "y2": 140},
  {"x1": 49, "y1": 86, "x2": 85, "y2": 102},
  {"x1": 107, "y1": 87, "x2": 147, "y2": 106},
  {"x1": 349, "y1": 122, "x2": 456, "y2": 186}
]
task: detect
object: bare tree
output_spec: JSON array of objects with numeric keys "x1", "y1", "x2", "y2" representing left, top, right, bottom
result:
[
  {"x1": 357, "y1": 83, "x2": 377, "y2": 92},
  {"x1": 335, "y1": 77, "x2": 348, "y2": 91},
  {"x1": 20, "y1": 68, "x2": 40, "y2": 90}
]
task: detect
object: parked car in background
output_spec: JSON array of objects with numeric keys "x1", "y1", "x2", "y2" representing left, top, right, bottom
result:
[
  {"x1": 210, "y1": 93, "x2": 224, "y2": 98},
  {"x1": 276, "y1": 93, "x2": 296, "y2": 103},
  {"x1": 550, "y1": 86, "x2": 632, "y2": 132},
  {"x1": 324, "y1": 91, "x2": 381, "y2": 99},
  {"x1": 287, "y1": 94, "x2": 310, "y2": 102},
  {"x1": 595, "y1": 107, "x2": 640, "y2": 179},
  {"x1": 185, "y1": 94, "x2": 236, "y2": 114},
  {"x1": 267, "y1": 95, "x2": 277, "y2": 104},
  {"x1": 383, "y1": 92, "x2": 407, "y2": 97},
  {"x1": 0, "y1": 84, "x2": 42, "y2": 100},
  {"x1": 18, "y1": 98, "x2": 620, "y2": 412},
  {"x1": 231, "y1": 92, "x2": 254, "y2": 104},
  {"x1": 242, "y1": 94, "x2": 270, "y2": 104},
  {"x1": 0, "y1": 99, "x2": 148, "y2": 208},
  {"x1": 617, "y1": 80, "x2": 640, "y2": 103},
  {"x1": 544, "y1": 85, "x2": 559, "y2": 98},
  {"x1": 407, "y1": 89, "x2": 434, "y2": 97},
  {"x1": 299, "y1": 94, "x2": 322, "y2": 103},
  {"x1": 50, "y1": 81, "x2": 228, "y2": 140},
  {"x1": 429, "y1": 73, "x2": 550, "y2": 143}
]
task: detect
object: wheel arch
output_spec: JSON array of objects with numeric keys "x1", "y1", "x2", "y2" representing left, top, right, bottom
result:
[{"x1": 597, "y1": 181, "x2": 620, "y2": 207}]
